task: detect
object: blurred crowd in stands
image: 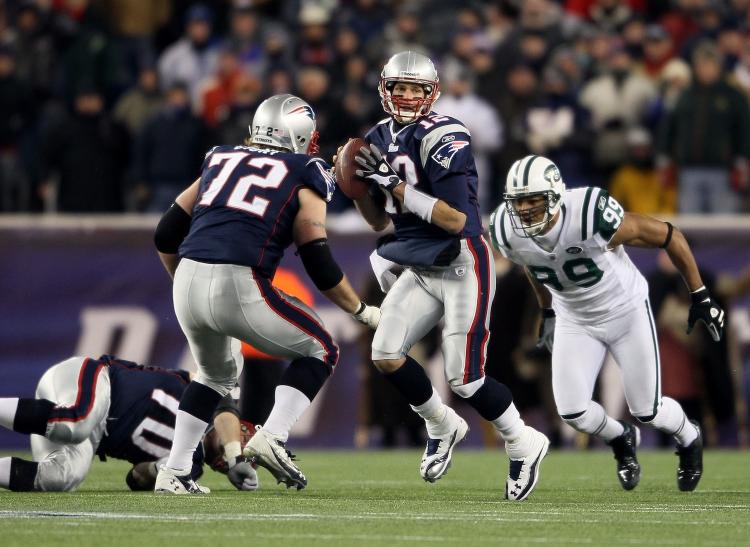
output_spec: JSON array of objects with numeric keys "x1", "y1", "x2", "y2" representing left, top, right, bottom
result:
[{"x1": 2, "y1": 0, "x2": 750, "y2": 215}]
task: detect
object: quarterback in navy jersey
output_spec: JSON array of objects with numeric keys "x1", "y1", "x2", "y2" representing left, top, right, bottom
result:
[
  {"x1": 350, "y1": 51, "x2": 549, "y2": 501},
  {"x1": 0, "y1": 355, "x2": 257, "y2": 492},
  {"x1": 152, "y1": 94, "x2": 379, "y2": 493}
]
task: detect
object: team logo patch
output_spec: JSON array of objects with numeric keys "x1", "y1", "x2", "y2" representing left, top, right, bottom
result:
[
  {"x1": 441, "y1": 135, "x2": 455, "y2": 143},
  {"x1": 597, "y1": 196, "x2": 607, "y2": 210},
  {"x1": 289, "y1": 105, "x2": 315, "y2": 120},
  {"x1": 455, "y1": 266, "x2": 466, "y2": 277},
  {"x1": 388, "y1": 143, "x2": 399, "y2": 152},
  {"x1": 566, "y1": 246, "x2": 583, "y2": 254},
  {"x1": 314, "y1": 161, "x2": 336, "y2": 202},
  {"x1": 431, "y1": 140, "x2": 469, "y2": 169},
  {"x1": 543, "y1": 164, "x2": 561, "y2": 184}
]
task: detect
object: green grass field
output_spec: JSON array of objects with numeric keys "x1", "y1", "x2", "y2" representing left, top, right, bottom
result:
[{"x1": 1, "y1": 449, "x2": 748, "y2": 547}]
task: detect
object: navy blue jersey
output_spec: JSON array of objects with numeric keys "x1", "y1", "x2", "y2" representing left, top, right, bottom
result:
[
  {"x1": 96, "y1": 355, "x2": 192, "y2": 465},
  {"x1": 364, "y1": 113, "x2": 482, "y2": 240},
  {"x1": 179, "y1": 144, "x2": 335, "y2": 278}
]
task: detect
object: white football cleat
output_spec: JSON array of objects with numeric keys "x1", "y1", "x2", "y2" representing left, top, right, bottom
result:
[
  {"x1": 154, "y1": 465, "x2": 210, "y2": 494},
  {"x1": 504, "y1": 426, "x2": 550, "y2": 501},
  {"x1": 420, "y1": 413, "x2": 469, "y2": 482},
  {"x1": 243, "y1": 426, "x2": 307, "y2": 490}
]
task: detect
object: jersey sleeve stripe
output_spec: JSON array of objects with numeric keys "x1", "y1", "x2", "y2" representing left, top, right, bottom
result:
[
  {"x1": 581, "y1": 186, "x2": 595, "y2": 240},
  {"x1": 419, "y1": 123, "x2": 470, "y2": 166},
  {"x1": 488, "y1": 210, "x2": 502, "y2": 250},
  {"x1": 499, "y1": 208, "x2": 512, "y2": 249},
  {"x1": 521, "y1": 155, "x2": 540, "y2": 188}
]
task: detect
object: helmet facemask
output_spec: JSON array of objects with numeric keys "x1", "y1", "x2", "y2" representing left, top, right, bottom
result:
[
  {"x1": 505, "y1": 190, "x2": 563, "y2": 238},
  {"x1": 379, "y1": 78, "x2": 440, "y2": 124}
]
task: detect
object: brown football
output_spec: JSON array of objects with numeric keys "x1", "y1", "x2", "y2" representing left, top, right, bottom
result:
[{"x1": 334, "y1": 137, "x2": 369, "y2": 200}]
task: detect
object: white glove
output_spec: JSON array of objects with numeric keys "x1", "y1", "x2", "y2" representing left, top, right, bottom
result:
[
  {"x1": 226, "y1": 456, "x2": 259, "y2": 491},
  {"x1": 352, "y1": 302, "x2": 381, "y2": 329}
]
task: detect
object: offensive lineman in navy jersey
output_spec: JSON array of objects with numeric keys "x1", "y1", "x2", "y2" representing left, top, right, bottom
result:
[
  {"x1": 350, "y1": 51, "x2": 549, "y2": 500},
  {"x1": 152, "y1": 94, "x2": 380, "y2": 493},
  {"x1": 0, "y1": 355, "x2": 257, "y2": 492}
]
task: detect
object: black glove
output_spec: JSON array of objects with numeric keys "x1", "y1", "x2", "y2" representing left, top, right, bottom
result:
[
  {"x1": 354, "y1": 143, "x2": 402, "y2": 192},
  {"x1": 536, "y1": 308, "x2": 555, "y2": 353},
  {"x1": 687, "y1": 287, "x2": 725, "y2": 342}
]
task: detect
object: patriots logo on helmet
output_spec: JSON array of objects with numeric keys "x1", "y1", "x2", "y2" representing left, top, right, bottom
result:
[
  {"x1": 431, "y1": 140, "x2": 469, "y2": 169},
  {"x1": 289, "y1": 105, "x2": 315, "y2": 120}
]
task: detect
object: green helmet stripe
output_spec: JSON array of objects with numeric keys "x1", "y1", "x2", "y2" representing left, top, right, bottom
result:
[{"x1": 521, "y1": 155, "x2": 539, "y2": 188}]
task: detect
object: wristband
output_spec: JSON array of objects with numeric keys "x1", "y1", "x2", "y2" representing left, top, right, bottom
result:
[
  {"x1": 690, "y1": 286, "x2": 708, "y2": 304},
  {"x1": 353, "y1": 301, "x2": 366, "y2": 315},
  {"x1": 403, "y1": 184, "x2": 438, "y2": 223}
]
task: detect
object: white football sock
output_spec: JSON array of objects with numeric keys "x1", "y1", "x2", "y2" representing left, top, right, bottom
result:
[
  {"x1": 263, "y1": 385, "x2": 311, "y2": 443},
  {"x1": 649, "y1": 397, "x2": 698, "y2": 447},
  {"x1": 165, "y1": 410, "x2": 210, "y2": 473},
  {"x1": 492, "y1": 402, "x2": 525, "y2": 442},
  {"x1": 0, "y1": 398, "x2": 19, "y2": 430},
  {"x1": 0, "y1": 457, "x2": 11, "y2": 489},
  {"x1": 411, "y1": 389, "x2": 450, "y2": 437}
]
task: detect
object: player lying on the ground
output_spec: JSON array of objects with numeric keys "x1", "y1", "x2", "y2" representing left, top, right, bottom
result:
[
  {"x1": 490, "y1": 155, "x2": 725, "y2": 492},
  {"x1": 0, "y1": 354, "x2": 258, "y2": 492}
]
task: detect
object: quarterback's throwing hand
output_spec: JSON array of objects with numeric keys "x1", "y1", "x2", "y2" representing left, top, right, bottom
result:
[
  {"x1": 536, "y1": 308, "x2": 555, "y2": 353},
  {"x1": 687, "y1": 287, "x2": 725, "y2": 342},
  {"x1": 352, "y1": 302, "x2": 381, "y2": 330},
  {"x1": 355, "y1": 143, "x2": 402, "y2": 192}
]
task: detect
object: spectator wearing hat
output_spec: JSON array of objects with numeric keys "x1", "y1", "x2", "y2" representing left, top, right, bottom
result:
[
  {"x1": 13, "y1": 1, "x2": 56, "y2": 102},
  {"x1": 296, "y1": 4, "x2": 334, "y2": 68},
  {"x1": 526, "y1": 64, "x2": 592, "y2": 189},
  {"x1": 658, "y1": 40, "x2": 750, "y2": 213},
  {"x1": 434, "y1": 63, "x2": 502, "y2": 211},
  {"x1": 157, "y1": 4, "x2": 219, "y2": 110},
  {"x1": 610, "y1": 126, "x2": 675, "y2": 215},
  {"x1": 0, "y1": 45, "x2": 34, "y2": 211},
  {"x1": 580, "y1": 40, "x2": 656, "y2": 184},
  {"x1": 113, "y1": 67, "x2": 163, "y2": 137},
  {"x1": 225, "y1": 4, "x2": 266, "y2": 77},
  {"x1": 134, "y1": 83, "x2": 208, "y2": 212},
  {"x1": 639, "y1": 24, "x2": 675, "y2": 82},
  {"x1": 39, "y1": 87, "x2": 130, "y2": 212}
]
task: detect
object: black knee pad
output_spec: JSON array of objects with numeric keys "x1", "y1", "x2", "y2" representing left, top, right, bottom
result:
[
  {"x1": 281, "y1": 357, "x2": 332, "y2": 402},
  {"x1": 560, "y1": 411, "x2": 585, "y2": 420},
  {"x1": 179, "y1": 382, "x2": 224, "y2": 423},
  {"x1": 13, "y1": 399, "x2": 55, "y2": 435},
  {"x1": 465, "y1": 377, "x2": 513, "y2": 422}
]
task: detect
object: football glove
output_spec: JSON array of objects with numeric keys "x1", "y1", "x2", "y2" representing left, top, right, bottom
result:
[
  {"x1": 687, "y1": 287, "x2": 725, "y2": 342},
  {"x1": 352, "y1": 301, "x2": 381, "y2": 330},
  {"x1": 354, "y1": 143, "x2": 402, "y2": 192},
  {"x1": 536, "y1": 308, "x2": 555, "y2": 353},
  {"x1": 226, "y1": 456, "x2": 259, "y2": 491}
]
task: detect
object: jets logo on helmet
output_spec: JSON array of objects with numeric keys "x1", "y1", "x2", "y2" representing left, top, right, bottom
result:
[{"x1": 504, "y1": 155, "x2": 566, "y2": 237}]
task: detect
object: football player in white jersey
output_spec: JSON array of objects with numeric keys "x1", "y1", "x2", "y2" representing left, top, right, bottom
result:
[{"x1": 489, "y1": 155, "x2": 725, "y2": 492}]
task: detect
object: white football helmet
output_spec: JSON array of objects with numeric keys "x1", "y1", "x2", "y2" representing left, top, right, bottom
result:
[
  {"x1": 503, "y1": 155, "x2": 566, "y2": 237},
  {"x1": 379, "y1": 51, "x2": 441, "y2": 124},
  {"x1": 249, "y1": 94, "x2": 319, "y2": 155}
]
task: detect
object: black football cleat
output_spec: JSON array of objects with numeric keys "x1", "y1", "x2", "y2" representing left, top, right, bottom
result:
[
  {"x1": 676, "y1": 420, "x2": 703, "y2": 492},
  {"x1": 607, "y1": 420, "x2": 641, "y2": 491}
]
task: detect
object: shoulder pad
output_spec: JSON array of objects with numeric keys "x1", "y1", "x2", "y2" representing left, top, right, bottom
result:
[
  {"x1": 488, "y1": 205, "x2": 513, "y2": 251},
  {"x1": 417, "y1": 115, "x2": 471, "y2": 168},
  {"x1": 303, "y1": 158, "x2": 335, "y2": 202}
]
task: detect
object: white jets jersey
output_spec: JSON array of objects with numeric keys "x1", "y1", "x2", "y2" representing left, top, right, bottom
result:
[{"x1": 489, "y1": 187, "x2": 648, "y2": 324}]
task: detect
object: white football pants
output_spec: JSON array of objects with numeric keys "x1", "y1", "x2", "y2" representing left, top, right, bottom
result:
[{"x1": 31, "y1": 357, "x2": 111, "y2": 491}]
